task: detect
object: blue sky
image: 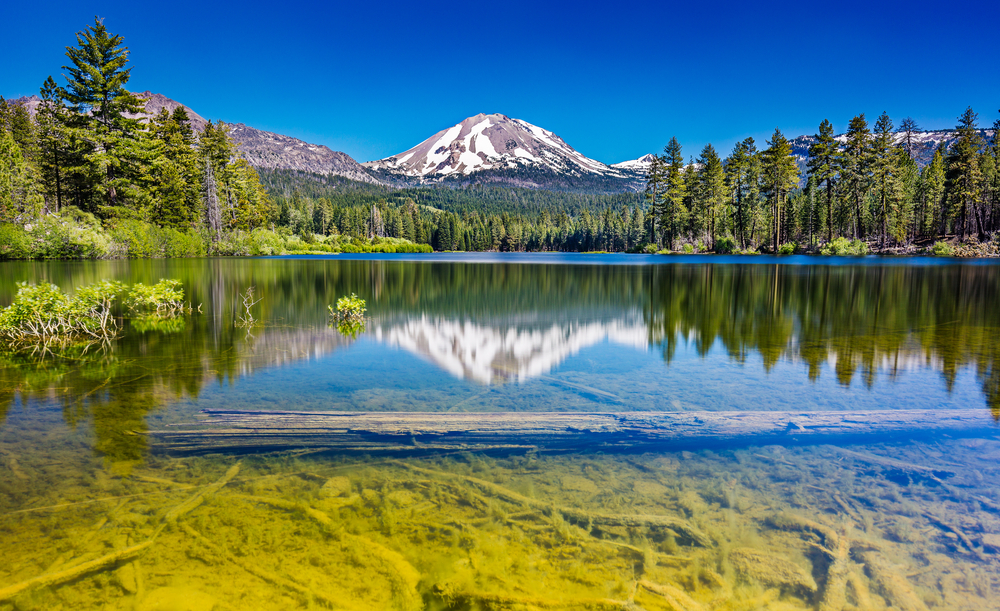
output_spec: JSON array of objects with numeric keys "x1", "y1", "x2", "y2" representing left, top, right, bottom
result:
[{"x1": 4, "y1": 0, "x2": 998, "y2": 165}]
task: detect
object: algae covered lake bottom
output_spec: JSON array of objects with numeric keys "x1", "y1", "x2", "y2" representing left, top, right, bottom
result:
[{"x1": 1, "y1": 254, "x2": 1000, "y2": 610}]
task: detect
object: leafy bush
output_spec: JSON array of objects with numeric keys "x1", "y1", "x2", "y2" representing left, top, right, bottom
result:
[
  {"x1": 330, "y1": 293, "x2": 366, "y2": 320},
  {"x1": 931, "y1": 241, "x2": 955, "y2": 256},
  {"x1": 109, "y1": 220, "x2": 205, "y2": 258},
  {"x1": 0, "y1": 280, "x2": 123, "y2": 342},
  {"x1": 682, "y1": 244, "x2": 694, "y2": 254},
  {"x1": 26, "y1": 208, "x2": 113, "y2": 259},
  {"x1": 714, "y1": 236, "x2": 736, "y2": 254},
  {"x1": 0, "y1": 224, "x2": 30, "y2": 259},
  {"x1": 777, "y1": 242, "x2": 798, "y2": 255},
  {"x1": 820, "y1": 237, "x2": 869, "y2": 256},
  {"x1": 162, "y1": 228, "x2": 204, "y2": 257},
  {"x1": 124, "y1": 279, "x2": 188, "y2": 316},
  {"x1": 641, "y1": 243, "x2": 659, "y2": 254}
]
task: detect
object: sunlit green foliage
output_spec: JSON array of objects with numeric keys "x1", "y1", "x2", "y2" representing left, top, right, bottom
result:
[
  {"x1": 931, "y1": 240, "x2": 955, "y2": 256},
  {"x1": 819, "y1": 237, "x2": 869, "y2": 256},
  {"x1": 0, "y1": 280, "x2": 122, "y2": 342}
]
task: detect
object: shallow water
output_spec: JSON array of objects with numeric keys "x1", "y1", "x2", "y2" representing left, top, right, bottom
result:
[{"x1": 1, "y1": 254, "x2": 998, "y2": 610}]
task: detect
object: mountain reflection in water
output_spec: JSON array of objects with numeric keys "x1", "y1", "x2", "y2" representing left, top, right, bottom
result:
[
  {"x1": 373, "y1": 315, "x2": 648, "y2": 383},
  {"x1": 1, "y1": 256, "x2": 999, "y2": 454},
  {"x1": 2, "y1": 256, "x2": 1000, "y2": 611}
]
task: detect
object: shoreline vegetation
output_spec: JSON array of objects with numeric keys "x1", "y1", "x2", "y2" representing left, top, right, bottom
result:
[
  {"x1": 1, "y1": 18, "x2": 998, "y2": 259},
  {"x1": 0, "y1": 278, "x2": 193, "y2": 347}
]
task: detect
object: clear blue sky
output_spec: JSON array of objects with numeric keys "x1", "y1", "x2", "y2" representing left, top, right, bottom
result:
[{"x1": 3, "y1": 0, "x2": 998, "y2": 165}]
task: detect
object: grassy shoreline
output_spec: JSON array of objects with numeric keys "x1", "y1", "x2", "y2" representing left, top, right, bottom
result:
[
  {"x1": 1, "y1": 209, "x2": 996, "y2": 260},
  {"x1": 0, "y1": 209, "x2": 431, "y2": 260}
]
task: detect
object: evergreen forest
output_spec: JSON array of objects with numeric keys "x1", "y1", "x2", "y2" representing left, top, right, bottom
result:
[{"x1": 1, "y1": 17, "x2": 998, "y2": 258}]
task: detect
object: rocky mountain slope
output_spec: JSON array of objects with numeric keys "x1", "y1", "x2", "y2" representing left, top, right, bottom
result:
[
  {"x1": 364, "y1": 113, "x2": 646, "y2": 192},
  {"x1": 7, "y1": 91, "x2": 381, "y2": 185}
]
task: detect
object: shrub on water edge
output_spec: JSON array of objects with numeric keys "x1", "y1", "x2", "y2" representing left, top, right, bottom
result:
[
  {"x1": 777, "y1": 242, "x2": 798, "y2": 255},
  {"x1": 110, "y1": 220, "x2": 206, "y2": 258},
  {"x1": 0, "y1": 280, "x2": 123, "y2": 342},
  {"x1": 124, "y1": 279, "x2": 188, "y2": 316},
  {"x1": 249, "y1": 228, "x2": 289, "y2": 255},
  {"x1": 931, "y1": 241, "x2": 955, "y2": 256},
  {"x1": 820, "y1": 237, "x2": 869, "y2": 256},
  {"x1": 162, "y1": 227, "x2": 205, "y2": 257},
  {"x1": 0, "y1": 224, "x2": 30, "y2": 259},
  {"x1": 27, "y1": 208, "x2": 113, "y2": 259},
  {"x1": 714, "y1": 236, "x2": 736, "y2": 254},
  {"x1": 682, "y1": 244, "x2": 695, "y2": 254},
  {"x1": 109, "y1": 219, "x2": 159, "y2": 257}
]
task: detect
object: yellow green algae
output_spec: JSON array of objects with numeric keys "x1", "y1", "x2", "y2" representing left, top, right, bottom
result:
[{"x1": 1, "y1": 437, "x2": 998, "y2": 611}]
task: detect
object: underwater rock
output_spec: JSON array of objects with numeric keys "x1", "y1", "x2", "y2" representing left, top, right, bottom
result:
[
  {"x1": 113, "y1": 559, "x2": 138, "y2": 594},
  {"x1": 137, "y1": 586, "x2": 218, "y2": 611},
  {"x1": 980, "y1": 533, "x2": 1000, "y2": 552},
  {"x1": 859, "y1": 551, "x2": 929, "y2": 611},
  {"x1": 320, "y1": 475, "x2": 352, "y2": 498},
  {"x1": 729, "y1": 547, "x2": 817, "y2": 594}
]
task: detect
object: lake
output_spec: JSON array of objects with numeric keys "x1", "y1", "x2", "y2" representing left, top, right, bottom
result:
[{"x1": 1, "y1": 254, "x2": 998, "y2": 610}]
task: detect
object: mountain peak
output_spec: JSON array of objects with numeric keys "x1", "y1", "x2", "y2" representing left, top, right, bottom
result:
[
  {"x1": 363, "y1": 113, "x2": 631, "y2": 188},
  {"x1": 612, "y1": 153, "x2": 656, "y2": 171}
]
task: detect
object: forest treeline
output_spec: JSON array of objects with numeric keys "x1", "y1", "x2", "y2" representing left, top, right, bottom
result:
[
  {"x1": 0, "y1": 17, "x2": 427, "y2": 258},
  {"x1": 1, "y1": 17, "x2": 998, "y2": 257},
  {"x1": 262, "y1": 102, "x2": 999, "y2": 255},
  {"x1": 642, "y1": 112, "x2": 1000, "y2": 254}
]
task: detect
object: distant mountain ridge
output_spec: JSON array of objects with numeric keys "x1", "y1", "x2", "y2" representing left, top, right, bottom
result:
[
  {"x1": 364, "y1": 113, "x2": 647, "y2": 193},
  {"x1": 6, "y1": 91, "x2": 381, "y2": 185},
  {"x1": 9, "y1": 92, "x2": 996, "y2": 194}
]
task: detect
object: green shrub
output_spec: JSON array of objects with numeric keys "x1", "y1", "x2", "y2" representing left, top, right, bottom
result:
[
  {"x1": 777, "y1": 242, "x2": 798, "y2": 255},
  {"x1": 0, "y1": 224, "x2": 30, "y2": 259},
  {"x1": 109, "y1": 219, "x2": 159, "y2": 257},
  {"x1": 641, "y1": 243, "x2": 659, "y2": 254},
  {"x1": 109, "y1": 220, "x2": 205, "y2": 258},
  {"x1": 820, "y1": 237, "x2": 869, "y2": 256},
  {"x1": 124, "y1": 279, "x2": 188, "y2": 316},
  {"x1": 329, "y1": 293, "x2": 366, "y2": 321},
  {"x1": 0, "y1": 280, "x2": 123, "y2": 342},
  {"x1": 682, "y1": 244, "x2": 695, "y2": 254},
  {"x1": 714, "y1": 236, "x2": 736, "y2": 254},
  {"x1": 27, "y1": 208, "x2": 112, "y2": 259},
  {"x1": 931, "y1": 241, "x2": 955, "y2": 256}
]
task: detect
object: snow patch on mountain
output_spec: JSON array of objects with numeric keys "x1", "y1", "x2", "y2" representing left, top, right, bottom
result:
[
  {"x1": 364, "y1": 113, "x2": 629, "y2": 181},
  {"x1": 612, "y1": 154, "x2": 656, "y2": 172}
]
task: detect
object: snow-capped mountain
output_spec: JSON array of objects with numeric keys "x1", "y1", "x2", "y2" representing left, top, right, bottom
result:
[
  {"x1": 612, "y1": 154, "x2": 656, "y2": 172},
  {"x1": 364, "y1": 113, "x2": 645, "y2": 192}
]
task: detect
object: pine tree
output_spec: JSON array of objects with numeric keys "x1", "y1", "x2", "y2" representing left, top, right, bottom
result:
[
  {"x1": 660, "y1": 137, "x2": 686, "y2": 250},
  {"x1": 0, "y1": 131, "x2": 45, "y2": 223},
  {"x1": 695, "y1": 144, "x2": 727, "y2": 249},
  {"x1": 944, "y1": 107, "x2": 985, "y2": 239},
  {"x1": 148, "y1": 108, "x2": 200, "y2": 228},
  {"x1": 898, "y1": 117, "x2": 920, "y2": 160},
  {"x1": 918, "y1": 145, "x2": 947, "y2": 236},
  {"x1": 643, "y1": 154, "x2": 665, "y2": 246},
  {"x1": 807, "y1": 119, "x2": 839, "y2": 243},
  {"x1": 841, "y1": 114, "x2": 873, "y2": 239},
  {"x1": 725, "y1": 138, "x2": 761, "y2": 249},
  {"x1": 760, "y1": 128, "x2": 799, "y2": 252},
  {"x1": 36, "y1": 77, "x2": 74, "y2": 212},
  {"x1": 60, "y1": 17, "x2": 147, "y2": 213},
  {"x1": 871, "y1": 112, "x2": 903, "y2": 247},
  {"x1": 989, "y1": 111, "x2": 1000, "y2": 232}
]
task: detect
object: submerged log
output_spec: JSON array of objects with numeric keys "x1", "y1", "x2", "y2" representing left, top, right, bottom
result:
[{"x1": 144, "y1": 408, "x2": 995, "y2": 454}]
